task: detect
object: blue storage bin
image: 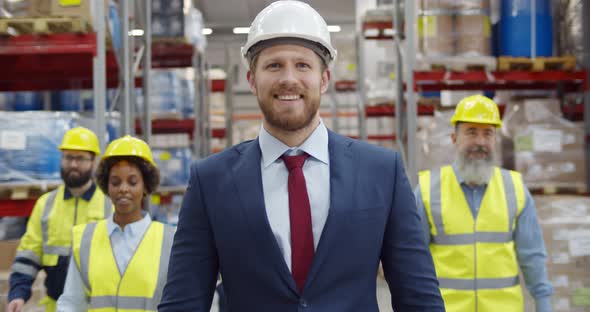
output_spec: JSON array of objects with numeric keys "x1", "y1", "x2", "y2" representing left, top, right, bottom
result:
[
  {"x1": 79, "y1": 89, "x2": 113, "y2": 111},
  {"x1": 51, "y1": 90, "x2": 81, "y2": 111},
  {"x1": 499, "y1": 0, "x2": 553, "y2": 57},
  {"x1": 13, "y1": 92, "x2": 42, "y2": 111}
]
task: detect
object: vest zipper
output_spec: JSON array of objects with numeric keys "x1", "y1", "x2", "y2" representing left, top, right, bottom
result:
[
  {"x1": 116, "y1": 279, "x2": 123, "y2": 312},
  {"x1": 473, "y1": 220, "x2": 478, "y2": 312},
  {"x1": 74, "y1": 197, "x2": 79, "y2": 226}
]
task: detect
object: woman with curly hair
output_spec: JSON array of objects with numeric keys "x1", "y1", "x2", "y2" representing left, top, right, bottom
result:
[{"x1": 56, "y1": 135, "x2": 175, "y2": 312}]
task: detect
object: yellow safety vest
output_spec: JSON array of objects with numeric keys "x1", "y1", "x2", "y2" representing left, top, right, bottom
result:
[
  {"x1": 419, "y1": 166, "x2": 526, "y2": 312},
  {"x1": 72, "y1": 220, "x2": 175, "y2": 312},
  {"x1": 13, "y1": 185, "x2": 111, "y2": 272}
]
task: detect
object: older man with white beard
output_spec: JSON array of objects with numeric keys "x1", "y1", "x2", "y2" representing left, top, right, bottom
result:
[{"x1": 415, "y1": 95, "x2": 554, "y2": 312}]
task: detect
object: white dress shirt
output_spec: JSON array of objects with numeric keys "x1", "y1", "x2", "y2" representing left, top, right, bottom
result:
[
  {"x1": 56, "y1": 213, "x2": 152, "y2": 312},
  {"x1": 258, "y1": 120, "x2": 331, "y2": 271}
]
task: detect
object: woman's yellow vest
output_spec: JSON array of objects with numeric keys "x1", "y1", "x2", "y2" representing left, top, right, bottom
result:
[
  {"x1": 71, "y1": 220, "x2": 175, "y2": 311},
  {"x1": 418, "y1": 166, "x2": 526, "y2": 312}
]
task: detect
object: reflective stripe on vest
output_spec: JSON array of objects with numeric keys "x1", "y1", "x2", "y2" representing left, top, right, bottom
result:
[
  {"x1": 15, "y1": 250, "x2": 41, "y2": 265},
  {"x1": 11, "y1": 262, "x2": 39, "y2": 276},
  {"x1": 78, "y1": 222, "x2": 174, "y2": 311},
  {"x1": 41, "y1": 188, "x2": 111, "y2": 257},
  {"x1": 438, "y1": 276, "x2": 519, "y2": 290},
  {"x1": 89, "y1": 296, "x2": 162, "y2": 310}
]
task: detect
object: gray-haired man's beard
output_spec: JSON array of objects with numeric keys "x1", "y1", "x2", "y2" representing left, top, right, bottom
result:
[{"x1": 456, "y1": 145, "x2": 495, "y2": 186}]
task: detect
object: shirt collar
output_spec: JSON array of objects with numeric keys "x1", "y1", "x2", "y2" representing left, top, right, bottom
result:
[
  {"x1": 258, "y1": 119, "x2": 329, "y2": 168},
  {"x1": 106, "y1": 211, "x2": 151, "y2": 237},
  {"x1": 63, "y1": 182, "x2": 97, "y2": 201}
]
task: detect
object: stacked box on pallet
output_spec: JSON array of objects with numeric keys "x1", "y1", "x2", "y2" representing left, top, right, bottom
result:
[
  {"x1": 530, "y1": 195, "x2": 590, "y2": 312},
  {"x1": 151, "y1": 134, "x2": 192, "y2": 187},
  {"x1": 136, "y1": 69, "x2": 195, "y2": 119},
  {"x1": 417, "y1": 0, "x2": 495, "y2": 70},
  {"x1": 26, "y1": 0, "x2": 108, "y2": 24},
  {"x1": 502, "y1": 98, "x2": 586, "y2": 191},
  {"x1": 0, "y1": 112, "x2": 77, "y2": 182}
]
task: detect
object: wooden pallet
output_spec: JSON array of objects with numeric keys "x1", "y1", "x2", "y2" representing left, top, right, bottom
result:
[
  {"x1": 0, "y1": 181, "x2": 61, "y2": 200},
  {"x1": 152, "y1": 37, "x2": 189, "y2": 45},
  {"x1": 497, "y1": 56, "x2": 577, "y2": 71},
  {"x1": 497, "y1": 57, "x2": 533, "y2": 71},
  {"x1": 416, "y1": 55, "x2": 497, "y2": 72},
  {"x1": 532, "y1": 56, "x2": 576, "y2": 71},
  {"x1": 528, "y1": 183, "x2": 587, "y2": 195},
  {"x1": 0, "y1": 16, "x2": 91, "y2": 36}
]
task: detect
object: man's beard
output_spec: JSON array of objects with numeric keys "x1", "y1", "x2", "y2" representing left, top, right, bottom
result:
[
  {"x1": 61, "y1": 168, "x2": 93, "y2": 188},
  {"x1": 258, "y1": 87, "x2": 320, "y2": 132},
  {"x1": 456, "y1": 145, "x2": 495, "y2": 185}
]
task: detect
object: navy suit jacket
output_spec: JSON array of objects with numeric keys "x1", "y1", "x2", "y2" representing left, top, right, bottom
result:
[{"x1": 159, "y1": 130, "x2": 444, "y2": 311}]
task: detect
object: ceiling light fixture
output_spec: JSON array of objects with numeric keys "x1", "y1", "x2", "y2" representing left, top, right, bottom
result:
[
  {"x1": 128, "y1": 29, "x2": 144, "y2": 36},
  {"x1": 233, "y1": 27, "x2": 250, "y2": 34},
  {"x1": 327, "y1": 25, "x2": 341, "y2": 33}
]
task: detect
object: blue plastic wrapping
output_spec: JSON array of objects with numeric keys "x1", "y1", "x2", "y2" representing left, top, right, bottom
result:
[
  {"x1": 136, "y1": 69, "x2": 194, "y2": 118},
  {"x1": 151, "y1": 147, "x2": 191, "y2": 186},
  {"x1": 0, "y1": 112, "x2": 77, "y2": 182}
]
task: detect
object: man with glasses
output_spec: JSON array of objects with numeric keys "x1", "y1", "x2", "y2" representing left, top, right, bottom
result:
[{"x1": 6, "y1": 127, "x2": 112, "y2": 312}]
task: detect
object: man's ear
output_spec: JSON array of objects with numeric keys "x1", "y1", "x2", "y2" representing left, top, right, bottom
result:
[
  {"x1": 320, "y1": 69, "x2": 330, "y2": 94},
  {"x1": 247, "y1": 70, "x2": 257, "y2": 95},
  {"x1": 451, "y1": 132, "x2": 457, "y2": 144}
]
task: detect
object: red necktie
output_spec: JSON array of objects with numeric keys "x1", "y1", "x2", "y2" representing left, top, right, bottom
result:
[{"x1": 282, "y1": 153, "x2": 314, "y2": 292}]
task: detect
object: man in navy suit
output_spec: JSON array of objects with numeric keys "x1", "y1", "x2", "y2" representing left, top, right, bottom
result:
[{"x1": 158, "y1": 1, "x2": 444, "y2": 311}]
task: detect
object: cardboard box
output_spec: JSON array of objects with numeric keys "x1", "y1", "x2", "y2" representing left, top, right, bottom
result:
[
  {"x1": 27, "y1": 0, "x2": 51, "y2": 17},
  {"x1": 27, "y1": 0, "x2": 108, "y2": 25},
  {"x1": 0, "y1": 240, "x2": 19, "y2": 271},
  {"x1": 531, "y1": 195, "x2": 590, "y2": 312},
  {"x1": 50, "y1": 0, "x2": 93, "y2": 23},
  {"x1": 421, "y1": 0, "x2": 489, "y2": 10},
  {"x1": 455, "y1": 15, "x2": 491, "y2": 56},
  {"x1": 418, "y1": 15, "x2": 454, "y2": 56},
  {"x1": 502, "y1": 99, "x2": 586, "y2": 189},
  {"x1": 513, "y1": 123, "x2": 585, "y2": 188}
]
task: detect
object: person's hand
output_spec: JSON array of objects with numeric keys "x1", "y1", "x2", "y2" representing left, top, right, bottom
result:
[{"x1": 6, "y1": 298, "x2": 25, "y2": 312}]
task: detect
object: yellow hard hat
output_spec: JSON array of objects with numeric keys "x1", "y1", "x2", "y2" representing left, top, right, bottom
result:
[
  {"x1": 102, "y1": 135, "x2": 157, "y2": 168},
  {"x1": 59, "y1": 127, "x2": 101, "y2": 155},
  {"x1": 450, "y1": 95, "x2": 502, "y2": 128}
]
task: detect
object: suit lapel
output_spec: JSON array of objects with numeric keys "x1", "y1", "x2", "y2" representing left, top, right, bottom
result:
[
  {"x1": 304, "y1": 131, "x2": 357, "y2": 290},
  {"x1": 232, "y1": 139, "x2": 298, "y2": 294}
]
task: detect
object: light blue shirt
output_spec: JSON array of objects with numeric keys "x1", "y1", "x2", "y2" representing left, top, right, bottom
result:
[
  {"x1": 259, "y1": 120, "x2": 330, "y2": 272},
  {"x1": 56, "y1": 213, "x2": 152, "y2": 312},
  {"x1": 414, "y1": 165, "x2": 554, "y2": 312}
]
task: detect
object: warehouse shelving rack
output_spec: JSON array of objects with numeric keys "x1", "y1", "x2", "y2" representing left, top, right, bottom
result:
[
  {"x1": 355, "y1": 0, "x2": 590, "y2": 188},
  {"x1": 0, "y1": 1, "x2": 215, "y2": 216}
]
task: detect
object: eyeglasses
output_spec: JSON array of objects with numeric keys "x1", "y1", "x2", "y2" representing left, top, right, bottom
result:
[{"x1": 62, "y1": 155, "x2": 93, "y2": 164}]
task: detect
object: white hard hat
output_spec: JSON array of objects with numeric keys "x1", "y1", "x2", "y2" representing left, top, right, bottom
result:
[{"x1": 241, "y1": 0, "x2": 337, "y2": 70}]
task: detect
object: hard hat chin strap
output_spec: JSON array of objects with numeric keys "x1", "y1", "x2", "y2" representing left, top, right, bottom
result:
[{"x1": 246, "y1": 37, "x2": 331, "y2": 68}]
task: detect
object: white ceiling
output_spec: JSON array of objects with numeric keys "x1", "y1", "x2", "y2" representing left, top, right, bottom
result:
[{"x1": 194, "y1": 0, "x2": 356, "y2": 32}]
